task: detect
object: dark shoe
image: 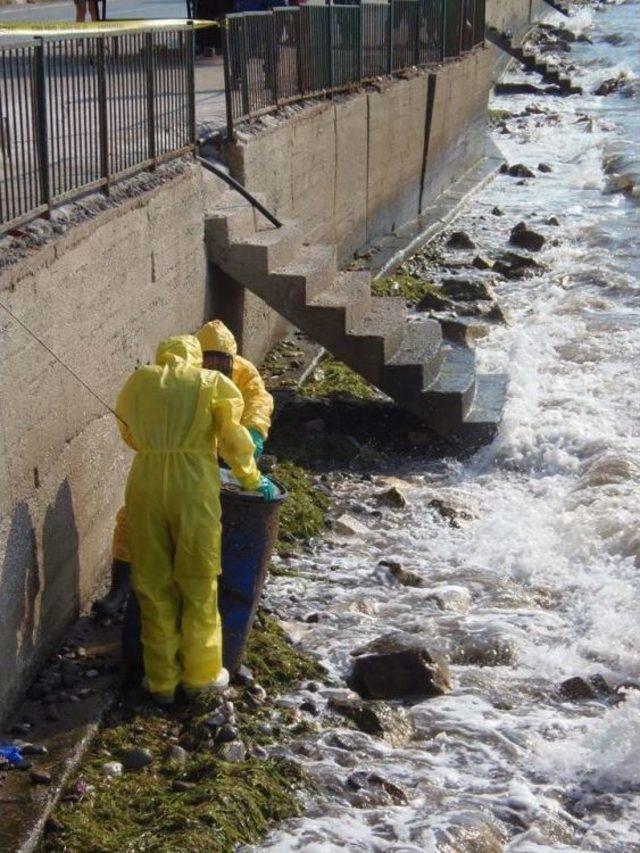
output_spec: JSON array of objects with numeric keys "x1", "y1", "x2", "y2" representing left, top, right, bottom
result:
[{"x1": 93, "y1": 559, "x2": 132, "y2": 617}]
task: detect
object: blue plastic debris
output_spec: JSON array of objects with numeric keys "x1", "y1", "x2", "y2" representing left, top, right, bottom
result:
[{"x1": 0, "y1": 744, "x2": 24, "y2": 765}]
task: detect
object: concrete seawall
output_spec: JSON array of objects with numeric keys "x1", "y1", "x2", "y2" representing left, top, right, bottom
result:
[{"x1": 228, "y1": 47, "x2": 494, "y2": 265}]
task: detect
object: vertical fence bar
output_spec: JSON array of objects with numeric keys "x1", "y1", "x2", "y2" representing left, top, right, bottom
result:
[
  {"x1": 33, "y1": 39, "x2": 51, "y2": 216},
  {"x1": 187, "y1": 24, "x2": 197, "y2": 146},
  {"x1": 357, "y1": 3, "x2": 363, "y2": 81},
  {"x1": 240, "y1": 18, "x2": 250, "y2": 118},
  {"x1": 388, "y1": 0, "x2": 394, "y2": 75},
  {"x1": 222, "y1": 20, "x2": 236, "y2": 137},
  {"x1": 145, "y1": 31, "x2": 156, "y2": 166}
]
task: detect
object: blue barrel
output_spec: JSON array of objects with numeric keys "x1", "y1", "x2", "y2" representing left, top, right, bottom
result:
[{"x1": 122, "y1": 480, "x2": 286, "y2": 684}]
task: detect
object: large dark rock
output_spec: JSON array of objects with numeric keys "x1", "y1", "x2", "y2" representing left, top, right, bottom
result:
[
  {"x1": 446, "y1": 230, "x2": 476, "y2": 250},
  {"x1": 509, "y1": 222, "x2": 546, "y2": 252},
  {"x1": 348, "y1": 633, "x2": 451, "y2": 700},
  {"x1": 440, "y1": 278, "x2": 495, "y2": 302},
  {"x1": 328, "y1": 696, "x2": 414, "y2": 744},
  {"x1": 380, "y1": 559, "x2": 426, "y2": 588},
  {"x1": 508, "y1": 163, "x2": 536, "y2": 178}
]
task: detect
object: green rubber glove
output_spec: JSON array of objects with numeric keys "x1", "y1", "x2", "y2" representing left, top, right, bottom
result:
[
  {"x1": 258, "y1": 476, "x2": 278, "y2": 502},
  {"x1": 248, "y1": 428, "x2": 265, "y2": 461}
]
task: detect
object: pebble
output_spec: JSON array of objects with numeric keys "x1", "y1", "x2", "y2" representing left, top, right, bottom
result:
[
  {"x1": 250, "y1": 744, "x2": 268, "y2": 760},
  {"x1": 166, "y1": 745, "x2": 188, "y2": 768},
  {"x1": 233, "y1": 664, "x2": 255, "y2": 686},
  {"x1": 101, "y1": 761, "x2": 124, "y2": 778},
  {"x1": 300, "y1": 700, "x2": 319, "y2": 716},
  {"x1": 120, "y1": 747, "x2": 153, "y2": 770},
  {"x1": 85, "y1": 669, "x2": 100, "y2": 679},
  {"x1": 216, "y1": 724, "x2": 239, "y2": 743},
  {"x1": 172, "y1": 780, "x2": 196, "y2": 792},
  {"x1": 256, "y1": 722, "x2": 273, "y2": 737},
  {"x1": 218, "y1": 741, "x2": 246, "y2": 763},
  {"x1": 22, "y1": 744, "x2": 48, "y2": 756},
  {"x1": 30, "y1": 769, "x2": 53, "y2": 785},
  {"x1": 13, "y1": 759, "x2": 33, "y2": 771},
  {"x1": 306, "y1": 682, "x2": 320, "y2": 693},
  {"x1": 205, "y1": 713, "x2": 226, "y2": 729},
  {"x1": 491, "y1": 206, "x2": 505, "y2": 216}
]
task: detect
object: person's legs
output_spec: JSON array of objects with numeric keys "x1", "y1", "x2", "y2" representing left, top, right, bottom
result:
[
  {"x1": 92, "y1": 506, "x2": 132, "y2": 616},
  {"x1": 75, "y1": 1, "x2": 87, "y2": 23},
  {"x1": 88, "y1": 0, "x2": 99, "y2": 21},
  {"x1": 128, "y1": 491, "x2": 182, "y2": 700},
  {"x1": 172, "y1": 488, "x2": 225, "y2": 692}
]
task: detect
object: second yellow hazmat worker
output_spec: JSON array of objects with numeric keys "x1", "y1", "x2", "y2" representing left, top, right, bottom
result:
[
  {"x1": 95, "y1": 320, "x2": 274, "y2": 617},
  {"x1": 115, "y1": 335, "x2": 276, "y2": 704}
]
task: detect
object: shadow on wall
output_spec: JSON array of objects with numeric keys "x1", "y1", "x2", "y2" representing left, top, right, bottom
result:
[{"x1": 0, "y1": 480, "x2": 81, "y2": 722}]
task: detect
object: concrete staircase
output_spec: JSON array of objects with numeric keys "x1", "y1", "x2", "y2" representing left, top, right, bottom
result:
[
  {"x1": 205, "y1": 191, "x2": 507, "y2": 442},
  {"x1": 487, "y1": 28, "x2": 582, "y2": 95}
]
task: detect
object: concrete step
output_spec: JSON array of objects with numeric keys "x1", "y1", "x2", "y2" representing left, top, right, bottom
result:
[
  {"x1": 269, "y1": 244, "x2": 338, "y2": 313},
  {"x1": 206, "y1": 190, "x2": 270, "y2": 249},
  {"x1": 340, "y1": 297, "x2": 408, "y2": 385},
  {"x1": 230, "y1": 220, "x2": 305, "y2": 275},
  {"x1": 383, "y1": 318, "x2": 443, "y2": 398},
  {"x1": 440, "y1": 316, "x2": 487, "y2": 347},
  {"x1": 307, "y1": 271, "x2": 372, "y2": 329},
  {"x1": 420, "y1": 343, "x2": 477, "y2": 434},
  {"x1": 455, "y1": 373, "x2": 508, "y2": 446}
]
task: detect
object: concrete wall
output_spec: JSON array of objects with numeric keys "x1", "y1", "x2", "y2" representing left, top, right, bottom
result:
[
  {"x1": 486, "y1": 0, "x2": 552, "y2": 40},
  {"x1": 0, "y1": 163, "x2": 285, "y2": 723},
  {"x1": 228, "y1": 48, "x2": 494, "y2": 264}
]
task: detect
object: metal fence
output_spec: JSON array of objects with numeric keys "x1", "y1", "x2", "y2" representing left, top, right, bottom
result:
[
  {"x1": 0, "y1": 25, "x2": 196, "y2": 235},
  {"x1": 223, "y1": 0, "x2": 485, "y2": 132}
]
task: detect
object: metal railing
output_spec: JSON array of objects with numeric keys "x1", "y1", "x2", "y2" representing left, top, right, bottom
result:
[
  {"x1": 222, "y1": 0, "x2": 485, "y2": 133},
  {"x1": 0, "y1": 24, "x2": 196, "y2": 235}
]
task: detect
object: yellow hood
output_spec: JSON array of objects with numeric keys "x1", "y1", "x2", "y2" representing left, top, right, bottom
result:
[
  {"x1": 155, "y1": 335, "x2": 203, "y2": 368},
  {"x1": 196, "y1": 320, "x2": 238, "y2": 356}
]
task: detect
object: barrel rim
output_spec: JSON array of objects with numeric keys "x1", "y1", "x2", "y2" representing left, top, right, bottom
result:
[{"x1": 220, "y1": 476, "x2": 287, "y2": 505}]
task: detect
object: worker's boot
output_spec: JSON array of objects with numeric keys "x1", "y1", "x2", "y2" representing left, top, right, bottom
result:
[{"x1": 92, "y1": 559, "x2": 132, "y2": 617}]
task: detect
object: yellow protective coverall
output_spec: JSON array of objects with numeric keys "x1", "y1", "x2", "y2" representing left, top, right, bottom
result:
[
  {"x1": 196, "y1": 320, "x2": 274, "y2": 440},
  {"x1": 115, "y1": 335, "x2": 261, "y2": 696},
  {"x1": 112, "y1": 321, "x2": 274, "y2": 563}
]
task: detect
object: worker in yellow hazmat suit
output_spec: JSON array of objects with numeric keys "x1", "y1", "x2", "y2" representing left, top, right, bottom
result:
[
  {"x1": 196, "y1": 320, "x2": 274, "y2": 459},
  {"x1": 96, "y1": 320, "x2": 274, "y2": 617},
  {"x1": 115, "y1": 335, "x2": 267, "y2": 703}
]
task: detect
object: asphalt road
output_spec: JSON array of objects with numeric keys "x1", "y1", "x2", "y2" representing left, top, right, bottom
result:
[{"x1": 0, "y1": 0, "x2": 189, "y2": 23}]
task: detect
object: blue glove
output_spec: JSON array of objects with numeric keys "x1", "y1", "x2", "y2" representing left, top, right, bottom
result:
[
  {"x1": 258, "y1": 476, "x2": 278, "y2": 502},
  {"x1": 248, "y1": 428, "x2": 265, "y2": 461}
]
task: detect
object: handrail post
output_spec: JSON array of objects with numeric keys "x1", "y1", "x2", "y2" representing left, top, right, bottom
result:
[
  {"x1": 33, "y1": 38, "x2": 51, "y2": 216},
  {"x1": 240, "y1": 18, "x2": 250, "y2": 119},
  {"x1": 96, "y1": 35, "x2": 109, "y2": 193},
  {"x1": 144, "y1": 31, "x2": 156, "y2": 167}
]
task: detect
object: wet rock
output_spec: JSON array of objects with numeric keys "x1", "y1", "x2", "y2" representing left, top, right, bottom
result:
[
  {"x1": 426, "y1": 585, "x2": 472, "y2": 613},
  {"x1": 218, "y1": 741, "x2": 246, "y2": 762},
  {"x1": 559, "y1": 676, "x2": 597, "y2": 701},
  {"x1": 306, "y1": 681, "x2": 320, "y2": 693},
  {"x1": 605, "y1": 174, "x2": 635, "y2": 195},
  {"x1": 440, "y1": 278, "x2": 495, "y2": 301},
  {"x1": 472, "y1": 255, "x2": 493, "y2": 270},
  {"x1": 30, "y1": 769, "x2": 52, "y2": 786},
  {"x1": 44, "y1": 816, "x2": 64, "y2": 835},
  {"x1": 538, "y1": 162, "x2": 553, "y2": 173},
  {"x1": 348, "y1": 634, "x2": 451, "y2": 701},
  {"x1": 11, "y1": 723, "x2": 31, "y2": 736},
  {"x1": 594, "y1": 75, "x2": 628, "y2": 96},
  {"x1": 84, "y1": 668, "x2": 100, "y2": 679},
  {"x1": 172, "y1": 780, "x2": 196, "y2": 792},
  {"x1": 491, "y1": 206, "x2": 504, "y2": 216},
  {"x1": 451, "y1": 633, "x2": 518, "y2": 667},
  {"x1": 165, "y1": 745, "x2": 188, "y2": 768},
  {"x1": 377, "y1": 486, "x2": 408, "y2": 509},
  {"x1": 328, "y1": 697, "x2": 414, "y2": 745},
  {"x1": 379, "y1": 559, "x2": 426, "y2": 588},
  {"x1": 483, "y1": 303, "x2": 509, "y2": 325},
  {"x1": 347, "y1": 770, "x2": 408, "y2": 805},
  {"x1": 433, "y1": 811, "x2": 507, "y2": 852},
  {"x1": 446, "y1": 230, "x2": 476, "y2": 250},
  {"x1": 13, "y1": 759, "x2": 33, "y2": 770},
  {"x1": 333, "y1": 513, "x2": 369, "y2": 536},
  {"x1": 232, "y1": 664, "x2": 254, "y2": 686},
  {"x1": 216, "y1": 724, "x2": 239, "y2": 744},
  {"x1": 300, "y1": 700, "x2": 319, "y2": 716},
  {"x1": 22, "y1": 743, "x2": 48, "y2": 756},
  {"x1": 428, "y1": 498, "x2": 473, "y2": 528},
  {"x1": 547, "y1": 215, "x2": 561, "y2": 226},
  {"x1": 416, "y1": 289, "x2": 456, "y2": 312},
  {"x1": 120, "y1": 747, "x2": 153, "y2": 770},
  {"x1": 204, "y1": 712, "x2": 226, "y2": 729},
  {"x1": 507, "y1": 163, "x2": 536, "y2": 178},
  {"x1": 509, "y1": 222, "x2": 546, "y2": 252},
  {"x1": 101, "y1": 761, "x2": 124, "y2": 778},
  {"x1": 249, "y1": 743, "x2": 269, "y2": 760}
]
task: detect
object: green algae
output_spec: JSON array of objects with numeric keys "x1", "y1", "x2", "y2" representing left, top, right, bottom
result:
[
  {"x1": 272, "y1": 460, "x2": 329, "y2": 548},
  {"x1": 41, "y1": 614, "x2": 322, "y2": 853},
  {"x1": 301, "y1": 354, "x2": 378, "y2": 402},
  {"x1": 372, "y1": 271, "x2": 441, "y2": 303}
]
